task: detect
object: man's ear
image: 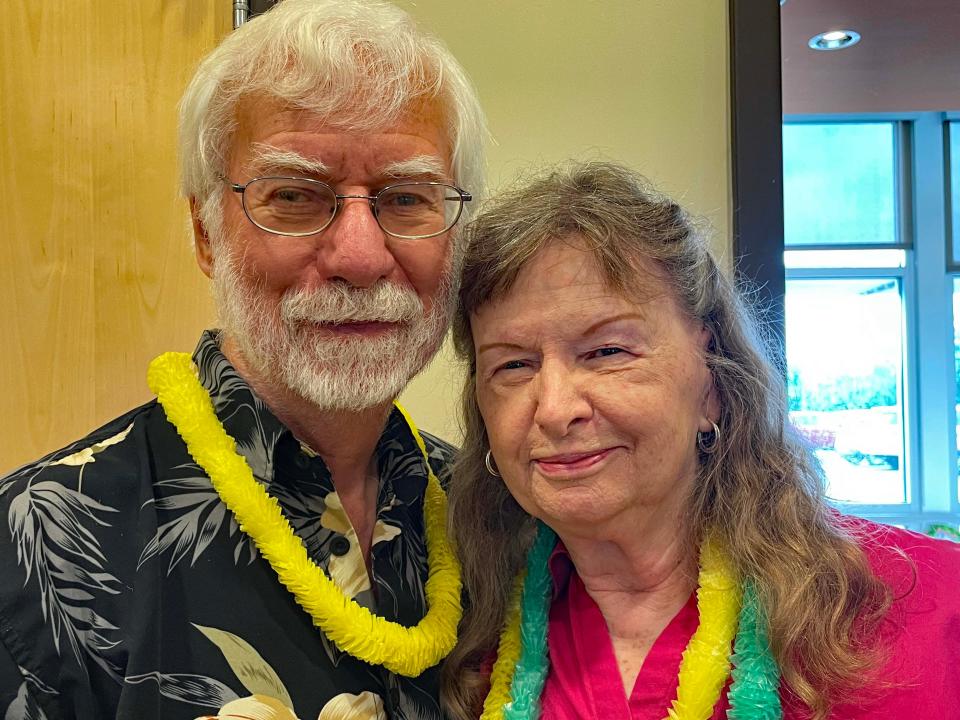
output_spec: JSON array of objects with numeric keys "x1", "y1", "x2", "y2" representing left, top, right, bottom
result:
[{"x1": 190, "y1": 197, "x2": 214, "y2": 279}]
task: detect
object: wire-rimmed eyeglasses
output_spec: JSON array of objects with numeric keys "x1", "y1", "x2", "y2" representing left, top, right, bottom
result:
[{"x1": 227, "y1": 177, "x2": 472, "y2": 239}]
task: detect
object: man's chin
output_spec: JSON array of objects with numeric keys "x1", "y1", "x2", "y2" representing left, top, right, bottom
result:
[
  {"x1": 281, "y1": 361, "x2": 411, "y2": 412},
  {"x1": 278, "y1": 334, "x2": 438, "y2": 412},
  {"x1": 224, "y1": 308, "x2": 447, "y2": 413}
]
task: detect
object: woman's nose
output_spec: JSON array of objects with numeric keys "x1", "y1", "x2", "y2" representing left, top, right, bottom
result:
[{"x1": 532, "y1": 364, "x2": 593, "y2": 437}]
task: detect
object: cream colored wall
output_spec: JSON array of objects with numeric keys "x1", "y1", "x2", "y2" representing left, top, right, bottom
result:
[
  {"x1": 0, "y1": 1, "x2": 729, "y2": 469},
  {"x1": 399, "y1": 0, "x2": 732, "y2": 442}
]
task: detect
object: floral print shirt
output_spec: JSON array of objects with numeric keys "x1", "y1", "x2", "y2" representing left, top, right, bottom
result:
[{"x1": 0, "y1": 331, "x2": 456, "y2": 720}]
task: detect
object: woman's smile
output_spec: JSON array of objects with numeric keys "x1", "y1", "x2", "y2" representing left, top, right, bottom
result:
[{"x1": 532, "y1": 447, "x2": 620, "y2": 477}]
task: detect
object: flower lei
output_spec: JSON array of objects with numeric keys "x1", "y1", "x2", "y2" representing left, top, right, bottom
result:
[
  {"x1": 482, "y1": 522, "x2": 783, "y2": 720},
  {"x1": 147, "y1": 352, "x2": 462, "y2": 678}
]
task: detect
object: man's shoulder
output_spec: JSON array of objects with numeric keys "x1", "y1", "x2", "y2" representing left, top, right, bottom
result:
[
  {"x1": 0, "y1": 400, "x2": 167, "y2": 506},
  {"x1": 418, "y1": 430, "x2": 458, "y2": 476}
]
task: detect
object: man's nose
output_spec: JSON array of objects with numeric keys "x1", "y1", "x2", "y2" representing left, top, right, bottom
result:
[
  {"x1": 316, "y1": 196, "x2": 397, "y2": 287},
  {"x1": 532, "y1": 363, "x2": 593, "y2": 437}
]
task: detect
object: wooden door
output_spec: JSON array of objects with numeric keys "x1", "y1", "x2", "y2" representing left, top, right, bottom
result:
[{"x1": 0, "y1": 2, "x2": 229, "y2": 471}]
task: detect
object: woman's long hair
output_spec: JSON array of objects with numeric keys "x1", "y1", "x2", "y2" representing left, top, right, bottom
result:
[{"x1": 441, "y1": 161, "x2": 891, "y2": 719}]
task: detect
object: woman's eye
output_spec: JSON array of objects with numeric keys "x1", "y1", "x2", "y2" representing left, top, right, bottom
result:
[
  {"x1": 499, "y1": 360, "x2": 528, "y2": 371},
  {"x1": 590, "y1": 347, "x2": 625, "y2": 359}
]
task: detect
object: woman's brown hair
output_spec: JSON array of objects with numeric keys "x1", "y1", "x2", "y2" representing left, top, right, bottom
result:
[{"x1": 442, "y1": 161, "x2": 891, "y2": 719}]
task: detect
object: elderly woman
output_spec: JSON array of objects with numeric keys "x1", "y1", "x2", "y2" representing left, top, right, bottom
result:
[{"x1": 441, "y1": 162, "x2": 960, "y2": 719}]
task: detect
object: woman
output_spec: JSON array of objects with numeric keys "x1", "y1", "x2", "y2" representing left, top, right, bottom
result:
[{"x1": 441, "y1": 161, "x2": 960, "y2": 719}]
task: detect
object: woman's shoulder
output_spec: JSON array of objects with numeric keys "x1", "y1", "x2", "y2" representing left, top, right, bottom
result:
[
  {"x1": 839, "y1": 514, "x2": 960, "y2": 564},
  {"x1": 838, "y1": 513, "x2": 960, "y2": 612},
  {"x1": 826, "y1": 516, "x2": 960, "y2": 714}
]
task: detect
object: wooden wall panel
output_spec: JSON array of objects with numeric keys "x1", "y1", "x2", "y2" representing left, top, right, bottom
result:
[{"x1": 0, "y1": 2, "x2": 229, "y2": 471}]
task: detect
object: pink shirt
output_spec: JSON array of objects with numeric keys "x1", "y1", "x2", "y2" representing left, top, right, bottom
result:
[{"x1": 540, "y1": 518, "x2": 960, "y2": 719}]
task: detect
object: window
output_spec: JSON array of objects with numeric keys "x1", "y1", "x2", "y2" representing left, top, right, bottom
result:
[
  {"x1": 783, "y1": 123, "x2": 898, "y2": 247},
  {"x1": 786, "y1": 276, "x2": 906, "y2": 505},
  {"x1": 783, "y1": 116, "x2": 958, "y2": 530}
]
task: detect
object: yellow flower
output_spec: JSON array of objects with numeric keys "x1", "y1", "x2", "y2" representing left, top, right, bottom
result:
[
  {"x1": 320, "y1": 492, "x2": 370, "y2": 599},
  {"x1": 195, "y1": 693, "x2": 299, "y2": 720},
  {"x1": 317, "y1": 691, "x2": 386, "y2": 719},
  {"x1": 51, "y1": 423, "x2": 133, "y2": 466}
]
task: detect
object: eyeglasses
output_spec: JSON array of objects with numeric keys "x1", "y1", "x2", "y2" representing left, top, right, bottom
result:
[{"x1": 227, "y1": 177, "x2": 472, "y2": 239}]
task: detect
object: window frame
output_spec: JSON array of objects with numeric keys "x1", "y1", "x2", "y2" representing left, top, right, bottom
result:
[
  {"x1": 783, "y1": 112, "x2": 959, "y2": 531},
  {"x1": 946, "y1": 115, "x2": 960, "y2": 272}
]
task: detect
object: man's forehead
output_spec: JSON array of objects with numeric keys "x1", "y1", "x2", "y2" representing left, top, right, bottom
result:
[{"x1": 230, "y1": 94, "x2": 452, "y2": 170}]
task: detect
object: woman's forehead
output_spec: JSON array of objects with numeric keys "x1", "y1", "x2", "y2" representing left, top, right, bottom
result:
[
  {"x1": 470, "y1": 242, "x2": 686, "y2": 335},
  {"x1": 490, "y1": 238, "x2": 674, "y2": 309}
]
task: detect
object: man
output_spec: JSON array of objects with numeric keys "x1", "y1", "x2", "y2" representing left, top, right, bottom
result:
[{"x1": 0, "y1": 1, "x2": 485, "y2": 717}]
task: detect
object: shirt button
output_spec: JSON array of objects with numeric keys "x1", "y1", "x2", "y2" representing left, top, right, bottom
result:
[{"x1": 329, "y1": 535, "x2": 351, "y2": 557}]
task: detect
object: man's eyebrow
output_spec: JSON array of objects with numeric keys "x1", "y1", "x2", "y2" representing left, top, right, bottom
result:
[
  {"x1": 246, "y1": 143, "x2": 330, "y2": 176},
  {"x1": 380, "y1": 155, "x2": 449, "y2": 181}
]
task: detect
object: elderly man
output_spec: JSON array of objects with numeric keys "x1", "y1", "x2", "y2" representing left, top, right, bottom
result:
[{"x1": 0, "y1": 1, "x2": 484, "y2": 718}]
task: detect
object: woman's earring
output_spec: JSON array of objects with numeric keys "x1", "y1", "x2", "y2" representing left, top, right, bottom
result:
[
  {"x1": 484, "y1": 450, "x2": 501, "y2": 477},
  {"x1": 697, "y1": 421, "x2": 721, "y2": 454}
]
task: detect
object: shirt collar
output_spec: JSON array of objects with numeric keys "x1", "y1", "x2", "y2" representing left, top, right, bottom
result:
[
  {"x1": 191, "y1": 330, "x2": 289, "y2": 485},
  {"x1": 548, "y1": 538, "x2": 575, "y2": 600},
  {"x1": 189, "y1": 329, "x2": 429, "y2": 504}
]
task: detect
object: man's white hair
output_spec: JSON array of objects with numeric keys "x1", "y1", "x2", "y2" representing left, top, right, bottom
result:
[{"x1": 178, "y1": 0, "x2": 486, "y2": 231}]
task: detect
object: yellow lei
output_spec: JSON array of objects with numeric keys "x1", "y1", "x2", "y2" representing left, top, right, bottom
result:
[
  {"x1": 667, "y1": 539, "x2": 741, "y2": 720},
  {"x1": 147, "y1": 352, "x2": 462, "y2": 678},
  {"x1": 480, "y1": 574, "x2": 526, "y2": 719},
  {"x1": 484, "y1": 537, "x2": 740, "y2": 720}
]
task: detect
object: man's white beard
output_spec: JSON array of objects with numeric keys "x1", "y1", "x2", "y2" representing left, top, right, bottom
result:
[{"x1": 211, "y1": 248, "x2": 452, "y2": 412}]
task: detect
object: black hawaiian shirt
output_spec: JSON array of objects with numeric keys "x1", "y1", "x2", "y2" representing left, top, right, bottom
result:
[{"x1": 0, "y1": 330, "x2": 456, "y2": 720}]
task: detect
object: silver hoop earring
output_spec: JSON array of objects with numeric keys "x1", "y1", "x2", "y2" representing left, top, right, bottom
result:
[
  {"x1": 697, "y1": 421, "x2": 721, "y2": 454},
  {"x1": 484, "y1": 450, "x2": 501, "y2": 477}
]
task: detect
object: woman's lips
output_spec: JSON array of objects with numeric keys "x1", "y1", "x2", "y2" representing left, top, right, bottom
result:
[{"x1": 533, "y1": 448, "x2": 617, "y2": 475}]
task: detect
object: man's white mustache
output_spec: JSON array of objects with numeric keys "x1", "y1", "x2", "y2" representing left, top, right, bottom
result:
[{"x1": 280, "y1": 281, "x2": 423, "y2": 324}]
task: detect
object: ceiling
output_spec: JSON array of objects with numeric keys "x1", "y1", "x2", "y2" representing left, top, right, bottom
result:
[{"x1": 781, "y1": 0, "x2": 960, "y2": 115}]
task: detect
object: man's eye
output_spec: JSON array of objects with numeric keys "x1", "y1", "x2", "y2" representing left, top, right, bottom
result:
[
  {"x1": 380, "y1": 191, "x2": 432, "y2": 210},
  {"x1": 272, "y1": 188, "x2": 312, "y2": 203},
  {"x1": 390, "y1": 193, "x2": 423, "y2": 207}
]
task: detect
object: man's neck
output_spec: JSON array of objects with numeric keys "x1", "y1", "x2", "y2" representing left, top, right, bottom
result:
[{"x1": 220, "y1": 336, "x2": 392, "y2": 554}]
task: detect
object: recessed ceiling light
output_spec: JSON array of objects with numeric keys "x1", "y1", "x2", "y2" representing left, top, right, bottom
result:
[{"x1": 808, "y1": 29, "x2": 861, "y2": 51}]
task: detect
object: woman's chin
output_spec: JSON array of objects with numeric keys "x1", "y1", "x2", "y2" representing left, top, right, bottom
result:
[{"x1": 527, "y1": 492, "x2": 622, "y2": 535}]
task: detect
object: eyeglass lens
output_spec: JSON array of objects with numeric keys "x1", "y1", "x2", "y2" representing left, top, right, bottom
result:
[{"x1": 242, "y1": 178, "x2": 461, "y2": 238}]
